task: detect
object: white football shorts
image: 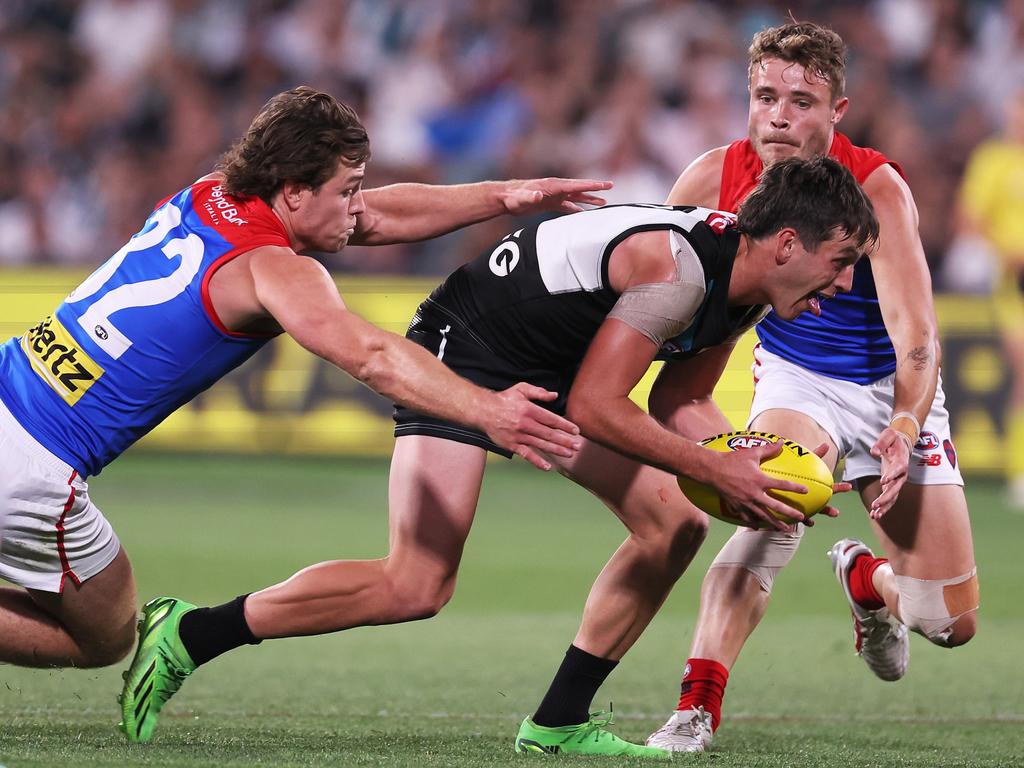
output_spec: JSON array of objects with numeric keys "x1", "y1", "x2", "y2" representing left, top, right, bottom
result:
[
  {"x1": 0, "y1": 399, "x2": 120, "y2": 592},
  {"x1": 748, "y1": 345, "x2": 964, "y2": 486}
]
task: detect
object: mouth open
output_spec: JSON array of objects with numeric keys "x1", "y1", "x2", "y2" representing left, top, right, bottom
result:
[{"x1": 804, "y1": 291, "x2": 830, "y2": 316}]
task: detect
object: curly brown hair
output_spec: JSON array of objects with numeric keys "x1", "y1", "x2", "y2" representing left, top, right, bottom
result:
[
  {"x1": 218, "y1": 87, "x2": 370, "y2": 204},
  {"x1": 748, "y1": 22, "x2": 847, "y2": 102}
]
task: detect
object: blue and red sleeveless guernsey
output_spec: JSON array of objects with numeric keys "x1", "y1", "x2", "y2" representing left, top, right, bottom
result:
[
  {"x1": 0, "y1": 179, "x2": 290, "y2": 477},
  {"x1": 718, "y1": 132, "x2": 904, "y2": 384}
]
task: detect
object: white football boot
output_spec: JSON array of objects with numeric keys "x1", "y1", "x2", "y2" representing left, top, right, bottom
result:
[
  {"x1": 828, "y1": 538, "x2": 909, "y2": 682},
  {"x1": 645, "y1": 706, "x2": 713, "y2": 752}
]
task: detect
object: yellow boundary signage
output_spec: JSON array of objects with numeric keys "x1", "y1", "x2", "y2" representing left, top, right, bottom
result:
[{"x1": 0, "y1": 270, "x2": 1012, "y2": 473}]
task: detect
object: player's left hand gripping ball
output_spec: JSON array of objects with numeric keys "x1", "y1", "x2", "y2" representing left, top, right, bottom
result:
[{"x1": 679, "y1": 431, "x2": 834, "y2": 525}]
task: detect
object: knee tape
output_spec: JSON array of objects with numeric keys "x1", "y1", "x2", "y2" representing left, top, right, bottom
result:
[
  {"x1": 895, "y1": 569, "x2": 979, "y2": 646},
  {"x1": 708, "y1": 525, "x2": 804, "y2": 593}
]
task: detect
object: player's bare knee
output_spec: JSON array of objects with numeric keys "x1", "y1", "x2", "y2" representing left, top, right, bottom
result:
[
  {"x1": 645, "y1": 513, "x2": 707, "y2": 581},
  {"x1": 637, "y1": 493, "x2": 709, "y2": 544},
  {"x1": 387, "y1": 571, "x2": 457, "y2": 622},
  {"x1": 402, "y1": 580, "x2": 456, "y2": 621},
  {"x1": 627, "y1": 501, "x2": 708, "y2": 570},
  {"x1": 669, "y1": 512, "x2": 709, "y2": 550},
  {"x1": 76, "y1": 625, "x2": 136, "y2": 668},
  {"x1": 895, "y1": 569, "x2": 978, "y2": 648}
]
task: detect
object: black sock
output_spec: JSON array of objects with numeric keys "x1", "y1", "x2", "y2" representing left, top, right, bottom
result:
[
  {"x1": 532, "y1": 645, "x2": 618, "y2": 727},
  {"x1": 178, "y1": 594, "x2": 262, "y2": 667}
]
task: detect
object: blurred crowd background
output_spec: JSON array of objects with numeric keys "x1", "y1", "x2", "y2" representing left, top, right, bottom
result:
[
  {"x1": 3, "y1": 0, "x2": 1022, "y2": 494},
  {"x1": 0, "y1": 0, "x2": 1019, "y2": 284}
]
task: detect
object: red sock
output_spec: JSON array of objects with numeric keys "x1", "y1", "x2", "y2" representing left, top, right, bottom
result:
[
  {"x1": 848, "y1": 553, "x2": 887, "y2": 610},
  {"x1": 676, "y1": 658, "x2": 729, "y2": 731}
]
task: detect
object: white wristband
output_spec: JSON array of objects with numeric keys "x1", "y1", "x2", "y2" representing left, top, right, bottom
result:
[
  {"x1": 890, "y1": 410, "x2": 921, "y2": 435},
  {"x1": 889, "y1": 411, "x2": 920, "y2": 451}
]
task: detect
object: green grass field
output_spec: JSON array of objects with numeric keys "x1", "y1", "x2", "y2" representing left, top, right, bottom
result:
[{"x1": 2, "y1": 453, "x2": 1022, "y2": 767}]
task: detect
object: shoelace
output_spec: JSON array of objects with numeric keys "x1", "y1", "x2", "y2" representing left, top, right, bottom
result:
[
  {"x1": 573, "y1": 708, "x2": 615, "y2": 744},
  {"x1": 648, "y1": 707, "x2": 710, "y2": 749},
  {"x1": 858, "y1": 616, "x2": 906, "y2": 675},
  {"x1": 676, "y1": 708, "x2": 710, "y2": 737},
  {"x1": 151, "y1": 645, "x2": 190, "y2": 705},
  {"x1": 861, "y1": 615, "x2": 897, "y2": 647},
  {"x1": 855, "y1": 608, "x2": 888, "y2": 646}
]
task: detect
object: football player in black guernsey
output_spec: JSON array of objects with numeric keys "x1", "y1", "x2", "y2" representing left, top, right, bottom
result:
[{"x1": 163, "y1": 156, "x2": 878, "y2": 758}]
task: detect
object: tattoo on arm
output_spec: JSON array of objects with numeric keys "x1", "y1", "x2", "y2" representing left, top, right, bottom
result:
[{"x1": 908, "y1": 345, "x2": 930, "y2": 371}]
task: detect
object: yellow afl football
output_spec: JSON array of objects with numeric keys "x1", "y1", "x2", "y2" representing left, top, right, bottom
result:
[{"x1": 678, "y1": 430, "x2": 834, "y2": 526}]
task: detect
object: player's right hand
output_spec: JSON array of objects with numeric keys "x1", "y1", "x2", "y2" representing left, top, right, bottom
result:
[
  {"x1": 712, "y1": 440, "x2": 809, "y2": 531},
  {"x1": 868, "y1": 427, "x2": 912, "y2": 519},
  {"x1": 483, "y1": 383, "x2": 582, "y2": 471}
]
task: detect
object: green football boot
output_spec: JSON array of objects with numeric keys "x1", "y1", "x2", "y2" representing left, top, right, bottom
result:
[
  {"x1": 515, "y1": 712, "x2": 672, "y2": 759},
  {"x1": 118, "y1": 596, "x2": 198, "y2": 743}
]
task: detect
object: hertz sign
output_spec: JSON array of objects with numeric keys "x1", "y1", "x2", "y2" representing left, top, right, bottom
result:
[{"x1": 0, "y1": 269, "x2": 1012, "y2": 474}]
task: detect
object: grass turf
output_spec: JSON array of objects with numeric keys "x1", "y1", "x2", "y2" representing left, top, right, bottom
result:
[{"x1": 1, "y1": 453, "x2": 1022, "y2": 767}]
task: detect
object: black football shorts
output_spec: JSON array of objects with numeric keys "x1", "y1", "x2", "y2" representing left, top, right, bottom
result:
[{"x1": 393, "y1": 299, "x2": 572, "y2": 457}]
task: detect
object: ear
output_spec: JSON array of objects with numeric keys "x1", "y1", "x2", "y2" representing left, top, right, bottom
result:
[
  {"x1": 831, "y1": 96, "x2": 850, "y2": 125},
  {"x1": 279, "y1": 180, "x2": 308, "y2": 212},
  {"x1": 775, "y1": 228, "x2": 798, "y2": 265}
]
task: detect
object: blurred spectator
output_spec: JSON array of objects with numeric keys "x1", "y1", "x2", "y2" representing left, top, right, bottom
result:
[
  {"x1": 0, "y1": 0, "x2": 1012, "y2": 277},
  {"x1": 74, "y1": 0, "x2": 170, "y2": 85},
  {"x1": 955, "y1": 87, "x2": 1024, "y2": 507},
  {"x1": 972, "y1": 0, "x2": 1024, "y2": 127}
]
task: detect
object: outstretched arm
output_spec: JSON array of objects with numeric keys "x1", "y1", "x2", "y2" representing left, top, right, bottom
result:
[
  {"x1": 248, "y1": 247, "x2": 581, "y2": 469},
  {"x1": 351, "y1": 178, "x2": 612, "y2": 245},
  {"x1": 862, "y1": 165, "x2": 940, "y2": 518}
]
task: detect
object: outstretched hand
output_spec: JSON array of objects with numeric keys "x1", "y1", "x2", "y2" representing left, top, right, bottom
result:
[
  {"x1": 868, "y1": 427, "x2": 912, "y2": 519},
  {"x1": 482, "y1": 383, "x2": 582, "y2": 471},
  {"x1": 499, "y1": 178, "x2": 613, "y2": 216}
]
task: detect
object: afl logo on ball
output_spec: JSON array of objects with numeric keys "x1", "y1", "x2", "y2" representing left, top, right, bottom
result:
[{"x1": 726, "y1": 435, "x2": 773, "y2": 450}]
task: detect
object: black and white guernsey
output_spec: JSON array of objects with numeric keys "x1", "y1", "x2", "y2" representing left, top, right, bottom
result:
[
  {"x1": 395, "y1": 204, "x2": 768, "y2": 452},
  {"x1": 421, "y1": 204, "x2": 764, "y2": 369}
]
